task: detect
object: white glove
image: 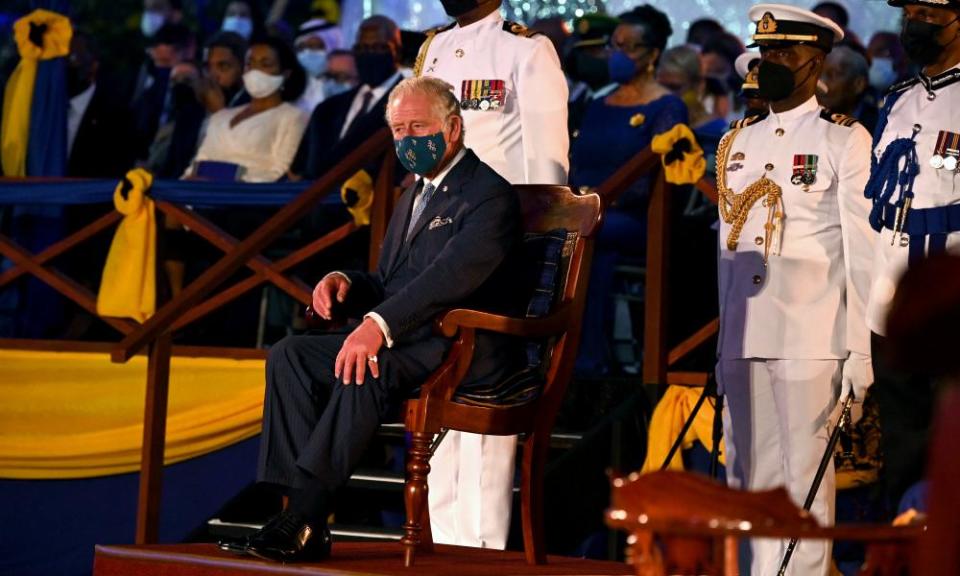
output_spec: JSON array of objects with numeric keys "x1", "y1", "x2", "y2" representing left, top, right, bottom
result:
[{"x1": 841, "y1": 352, "x2": 873, "y2": 424}]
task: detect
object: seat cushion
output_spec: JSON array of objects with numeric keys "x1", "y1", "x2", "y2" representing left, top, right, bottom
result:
[{"x1": 452, "y1": 228, "x2": 571, "y2": 407}]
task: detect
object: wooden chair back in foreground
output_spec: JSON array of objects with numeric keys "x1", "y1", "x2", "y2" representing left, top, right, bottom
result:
[
  {"x1": 401, "y1": 186, "x2": 603, "y2": 567},
  {"x1": 606, "y1": 470, "x2": 924, "y2": 576}
]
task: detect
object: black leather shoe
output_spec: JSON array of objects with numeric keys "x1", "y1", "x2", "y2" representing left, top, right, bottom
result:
[
  {"x1": 217, "y1": 537, "x2": 251, "y2": 555},
  {"x1": 245, "y1": 511, "x2": 332, "y2": 563}
]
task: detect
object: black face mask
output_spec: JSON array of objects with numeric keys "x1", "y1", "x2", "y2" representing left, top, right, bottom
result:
[
  {"x1": 901, "y1": 17, "x2": 959, "y2": 66},
  {"x1": 440, "y1": 0, "x2": 480, "y2": 17},
  {"x1": 66, "y1": 65, "x2": 92, "y2": 98},
  {"x1": 757, "y1": 57, "x2": 817, "y2": 102},
  {"x1": 355, "y1": 51, "x2": 396, "y2": 87},
  {"x1": 565, "y1": 51, "x2": 610, "y2": 91}
]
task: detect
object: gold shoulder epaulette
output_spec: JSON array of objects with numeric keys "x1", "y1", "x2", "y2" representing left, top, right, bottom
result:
[
  {"x1": 413, "y1": 22, "x2": 455, "y2": 77},
  {"x1": 819, "y1": 109, "x2": 860, "y2": 127},
  {"x1": 502, "y1": 20, "x2": 541, "y2": 38},
  {"x1": 729, "y1": 112, "x2": 768, "y2": 130}
]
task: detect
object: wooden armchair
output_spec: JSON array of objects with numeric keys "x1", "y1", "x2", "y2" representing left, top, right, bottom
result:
[
  {"x1": 605, "y1": 470, "x2": 924, "y2": 576},
  {"x1": 400, "y1": 185, "x2": 603, "y2": 567}
]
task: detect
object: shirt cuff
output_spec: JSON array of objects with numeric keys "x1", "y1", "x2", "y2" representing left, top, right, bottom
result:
[
  {"x1": 364, "y1": 312, "x2": 394, "y2": 348},
  {"x1": 323, "y1": 271, "x2": 351, "y2": 285}
]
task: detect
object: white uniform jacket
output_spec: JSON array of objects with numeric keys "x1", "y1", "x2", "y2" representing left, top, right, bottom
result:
[
  {"x1": 417, "y1": 10, "x2": 569, "y2": 185},
  {"x1": 866, "y1": 66, "x2": 960, "y2": 336},
  {"x1": 717, "y1": 96, "x2": 875, "y2": 360}
]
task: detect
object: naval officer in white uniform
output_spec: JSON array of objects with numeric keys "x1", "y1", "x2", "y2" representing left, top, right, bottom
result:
[
  {"x1": 414, "y1": 0, "x2": 569, "y2": 550},
  {"x1": 715, "y1": 5, "x2": 875, "y2": 575},
  {"x1": 864, "y1": 0, "x2": 960, "y2": 510}
]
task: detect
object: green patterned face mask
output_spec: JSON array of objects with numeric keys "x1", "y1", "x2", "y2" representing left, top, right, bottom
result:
[{"x1": 394, "y1": 131, "x2": 447, "y2": 176}]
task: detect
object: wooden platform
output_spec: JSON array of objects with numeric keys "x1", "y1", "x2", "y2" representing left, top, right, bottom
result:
[{"x1": 93, "y1": 542, "x2": 632, "y2": 576}]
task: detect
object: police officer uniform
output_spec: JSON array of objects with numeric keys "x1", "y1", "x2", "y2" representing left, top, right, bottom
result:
[
  {"x1": 413, "y1": 8, "x2": 569, "y2": 550},
  {"x1": 864, "y1": 0, "x2": 960, "y2": 507},
  {"x1": 716, "y1": 5, "x2": 875, "y2": 575}
]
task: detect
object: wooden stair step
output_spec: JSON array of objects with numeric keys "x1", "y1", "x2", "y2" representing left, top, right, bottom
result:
[{"x1": 93, "y1": 542, "x2": 632, "y2": 576}]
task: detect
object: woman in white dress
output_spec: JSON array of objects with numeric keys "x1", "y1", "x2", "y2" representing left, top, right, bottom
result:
[{"x1": 186, "y1": 36, "x2": 309, "y2": 182}]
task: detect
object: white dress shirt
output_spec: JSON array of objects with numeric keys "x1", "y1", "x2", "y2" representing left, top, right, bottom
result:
[
  {"x1": 67, "y1": 83, "x2": 96, "y2": 158},
  {"x1": 419, "y1": 10, "x2": 569, "y2": 185},
  {"x1": 717, "y1": 96, "x2": 875, "y2": 360},
  {"x1": 866, "y1": 67, "x2": 960, "y2": 335},
  {"x1": 339, "y1": 70, "x2": 403, "y2": 140},
  {"x1": 187, "y1": 102, "x2": 308, "y2": 182}
]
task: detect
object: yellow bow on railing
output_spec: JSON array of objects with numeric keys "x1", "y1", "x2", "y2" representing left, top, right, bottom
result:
[
  {"x1": 0, "y1": 9, "x2": 72, "y2": 177},
  {"x1": 651, "y1": 124, "x2": 707, "y2": 186},
  {"x1": 97, "y1": 169, "x2": 157, "y2": 323},
  {"x1": 341, "y1": 169, "x2": 374, "y2": 226}
]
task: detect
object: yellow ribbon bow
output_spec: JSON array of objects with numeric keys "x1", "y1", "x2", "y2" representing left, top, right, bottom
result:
[
  {"x1": 651, "y1": 123, "x2": 707, "y2": 186},
  {"x1": 97, "y1": 169, "x2": 157, "y2": 322},
  {"x1": 340, "y1": 169, "x2": 374, "y2": 226},
  {"x1": 1, "y1": 9, "x2": 72, "y2": 177}
]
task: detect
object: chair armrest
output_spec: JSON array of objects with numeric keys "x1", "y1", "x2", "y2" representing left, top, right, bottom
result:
[{"x1": 437, "y1": 303, "x2": 572, "y2": 339}]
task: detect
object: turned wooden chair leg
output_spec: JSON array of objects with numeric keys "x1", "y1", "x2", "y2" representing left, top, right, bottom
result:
[
  {"x1": 521, "y1": 432, "x2": 548, "y2": 564},
  {"x1": 402, "y1": 431, "x2": 432, "y2": 567}
]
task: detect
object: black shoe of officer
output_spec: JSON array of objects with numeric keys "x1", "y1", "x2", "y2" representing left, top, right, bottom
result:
[{"x1": 245, "y1": 510, "x2": 332, "y2": 563}]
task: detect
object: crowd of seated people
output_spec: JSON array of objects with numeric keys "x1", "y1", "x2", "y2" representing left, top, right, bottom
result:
[{"x1": 0, "y1": 1, "x2": 913, "y2": 355}]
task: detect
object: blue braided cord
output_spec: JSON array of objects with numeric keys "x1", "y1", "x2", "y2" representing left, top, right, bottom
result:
[{"x1": 865, "y1": 137, "x2": 919, "y2": 232}]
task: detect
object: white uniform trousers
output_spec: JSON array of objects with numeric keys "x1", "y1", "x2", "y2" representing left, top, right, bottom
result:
[
  {"x1": 428, "y1": 431, "x2": 517, "y2": 548},
  {"x1": 718, "y1": 358, "x2": 841, "y2": 576}
]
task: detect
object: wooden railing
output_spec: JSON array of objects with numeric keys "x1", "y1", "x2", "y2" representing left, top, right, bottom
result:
[
  {"x1": 591, "y1": 145, "x2": 720, "y2": 390},
  {"x1": 0, "y1": 127, "x2": 396, "y2": 543}
]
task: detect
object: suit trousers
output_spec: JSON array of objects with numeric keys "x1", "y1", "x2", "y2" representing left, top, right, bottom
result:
[
  {"x1": 718, "y1": 358, "x2": 841, "y2": 576},
  {"x1": 257, "y1": 333, "x2": 432, "y2": 491},
  {"x1": 428, "y1": 431, "x2": 517, "y2": 548}
]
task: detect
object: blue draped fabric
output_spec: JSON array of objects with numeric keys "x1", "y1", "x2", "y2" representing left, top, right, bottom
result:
[
  {"x1": 26, "y1": 56, "x2": 67, "y2": 177},
  {"x1": 0, "y1": 179, "x2": 342, "y2": 206}
]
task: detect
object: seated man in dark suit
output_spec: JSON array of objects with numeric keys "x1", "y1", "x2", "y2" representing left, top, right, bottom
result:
[
  {"x1": 240, "y1": 75, "x2": 524, "y2": 562},
  {"x1": 289, "y1": 15, "x2": 405, "y2": 180}
]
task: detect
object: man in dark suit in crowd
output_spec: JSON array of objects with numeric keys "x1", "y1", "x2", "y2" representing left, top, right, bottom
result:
[
  {"x1": 289, "y1": 15, "x2": 404, "y2": 180},
  {"x1": 66, "y1": 31, "x2": 135, "y2": 178},
  {"x1": 240, "y1": 75, "x2": 524, "y2": 562}
]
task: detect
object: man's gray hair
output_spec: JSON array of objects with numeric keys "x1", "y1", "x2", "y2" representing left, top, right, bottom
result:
[
  {"x1": 385, "y1": 76, "x2": 463, "y2": 127},
  {"x1": 827, "y1": 46, "x2": 869, "y2": 81},
  {"x1": 658, "y1": 44, "x2": 704, "y2": 85}
]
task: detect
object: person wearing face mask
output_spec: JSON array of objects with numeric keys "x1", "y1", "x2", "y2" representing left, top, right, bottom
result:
[
  {"x1": 186, "y1": 37, "x2": 307, "y2": 182},
  {"x1": 867, "y1": 32, "x2": 911, "y2": 93},
  {"x1": 569, "y1": 5, "x2": 686, "y2": 377},
  {"x1": 864, "y1": 0, "x2": 960, "y2": 515},
  {"x1": 564, "y1": 14, "x2": 619, "y2": 136},
  {"x1": 226, "y1": 76, "x2": 523, "y2": 563},
  {"x1": 715, "y1": 5, "x2": 875, "y2": 576},
  {"x1": 293, "y1": 17, "x2": 344, "y2": 114},
  {"x1": 140, "y1": 0, "x2": 182, "y2": 39},
  {"x1": 735, "y1": 51, "x2": 769, "y2": 118},
  {"x1": 323, "y1": 49, "x2": 358, "y2": 97},
  {"x1": 289, "y1": 16, "x2": 403, "y2": 180},
  {"x1": 221, "y1": 1, "x2": 260, "y2": 41},
  {"x1": 412, "y1": 0, "x2": 568, "y2": 552}
]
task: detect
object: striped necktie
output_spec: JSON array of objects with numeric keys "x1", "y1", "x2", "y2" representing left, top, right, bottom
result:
[{"x1": 406, "y1": 182, "x2": 437, "y2": 240}]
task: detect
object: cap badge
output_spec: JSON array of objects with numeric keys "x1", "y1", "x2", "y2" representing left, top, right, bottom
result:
[{"x1": 758, "y1": 12, "x2": 778, "y2": 34}]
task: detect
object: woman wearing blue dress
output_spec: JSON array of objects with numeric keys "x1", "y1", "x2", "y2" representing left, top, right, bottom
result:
[{"x1": 571, "y1": 5, "x2": 688, "y2": 376}]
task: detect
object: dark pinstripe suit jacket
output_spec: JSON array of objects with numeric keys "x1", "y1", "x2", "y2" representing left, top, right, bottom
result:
[{"x1": 343, "y1": 148, "x2": 525, "y2": 388}]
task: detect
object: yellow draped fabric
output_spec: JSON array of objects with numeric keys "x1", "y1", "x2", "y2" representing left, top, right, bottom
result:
[
  {"x1": 0, "y1": 349, "x2": 265, "y2": 479},
  {"x1": 341, "y1": 169, "x2": 374, "y2": 226},
  {"x1": 651, "y1": 124, "x2": 707, "y2": 186},
  {"x1": 641, "y1": 385, "x2": 726, "y2": 473},
  {"x1": 0, "y1": 9, "x2": 72, "y2": 177},
  {"x1": 97, "y1": 169, "x2": 157, "y2": 322}
]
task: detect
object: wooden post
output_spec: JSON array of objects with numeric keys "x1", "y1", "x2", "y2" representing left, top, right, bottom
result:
[
  {"x1": 135, "y1": 332, "x2": 172, "y2": 544},
  {"x1": 643, "y1": 171, "x2": 671, "y2": 388}
]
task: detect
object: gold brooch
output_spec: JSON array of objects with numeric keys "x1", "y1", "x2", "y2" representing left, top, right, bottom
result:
[{"x1": 629, "y1": 113, "x2": 646, "y2": 127}]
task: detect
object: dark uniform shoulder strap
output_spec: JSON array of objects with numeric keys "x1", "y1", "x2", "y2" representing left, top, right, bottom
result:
[
  {"x1": 729, "y1": 111, "x2": 769, "y2": 130},
  {"x1": 413, "y1": 22, "x2": 456, "y2": 77},
  {"x1": 819, "y1": 109, "x2": 860, "y2": 128},
  {"x1": 885, "y1": 76, "x2": 919, "y2": 96},
  {"x1": 502, "y1": 20, "x2": 542, "y2": 38}
]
